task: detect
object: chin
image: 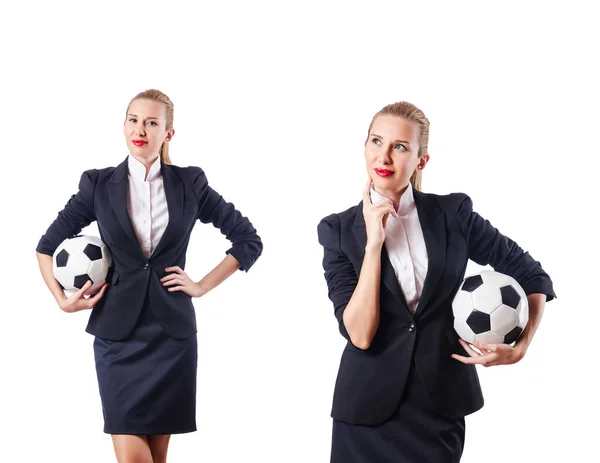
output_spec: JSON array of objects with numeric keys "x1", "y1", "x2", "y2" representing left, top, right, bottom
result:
[
  {"x1": 373, "y1": 177, "x2": 406, "y2": 191},
  {"x1": 131, "y1": 147, "x2": 151, "y2": 155}
]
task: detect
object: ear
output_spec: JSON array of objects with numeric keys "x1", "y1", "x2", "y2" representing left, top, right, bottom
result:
[
  {"x1": 417, "y1": 152, "x2": 430, "y2": 169},
  {"x1": 165, "y1": 128, "x2": 176, "y2": 142}
]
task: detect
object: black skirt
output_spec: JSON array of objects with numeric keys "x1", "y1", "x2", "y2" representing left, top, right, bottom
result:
[
  {"x1": 331, "y1": 363, "x2": 465, "y2": 463},
  {"x1": 93, "y1": 296, "x2": 197, "y2": 435}
]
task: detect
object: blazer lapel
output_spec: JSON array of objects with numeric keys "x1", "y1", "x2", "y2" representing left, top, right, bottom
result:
[
  {"x1": 108, "y1": 158, "x2": 147, "y2": 261},
  {"x1": 413, "y1": 189, "x2": 446, "y2": 319},
  {"x1": 107, "y1": 157, "x2": 184, "y2": 262},
  {"x1": 352, "y1": 202, "x2": 411, "y2": 317},
  {"x1": 150, "y1": 163, "x2": 183, "y2": 259}
]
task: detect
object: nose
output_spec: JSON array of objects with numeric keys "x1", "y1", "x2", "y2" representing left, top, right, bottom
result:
[
  {"x1": 380, "y1": 145, "x2": 393, "y2": 164},
  {"x1": 135, "y1": 122, "x2": 146, "y2": 137}
]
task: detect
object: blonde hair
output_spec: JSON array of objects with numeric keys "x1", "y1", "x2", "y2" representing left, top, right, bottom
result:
[
  {"x1": 126, "y1": 89, "x2": 174, "y2": 165},
  {"x1": 366, "y1": 101, "x2": 430, "y2": 191}
]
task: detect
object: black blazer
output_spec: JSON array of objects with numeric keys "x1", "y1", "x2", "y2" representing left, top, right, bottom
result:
[
  {"x1": 37, "y1": 157, "x2": 263, "y2": 341},
  {"x1": 317, "y1": 189, "x2": 555, "y2": 425}
]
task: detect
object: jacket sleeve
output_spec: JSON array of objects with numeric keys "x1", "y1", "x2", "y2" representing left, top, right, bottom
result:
[
  {"x1": 35, "y1": 169, "x2": 98, "y2": 256},
  {"x1": 192, "y1": 168, "x2": 262, "y2": 272},
  {"x1": 317, "y1": 214, "x2": 358, "y2": 340},
  {"x1": 455, "y1": 193, "x2": 556, "y2": 302}
]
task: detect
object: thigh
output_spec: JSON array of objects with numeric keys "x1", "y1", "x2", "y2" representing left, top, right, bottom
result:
[
  {"x1": 111, "y1": 435, "x2": 153, "y2": 463},
  {"x1": 147, "y1": 435, "x2": 171, "y2": 463}
]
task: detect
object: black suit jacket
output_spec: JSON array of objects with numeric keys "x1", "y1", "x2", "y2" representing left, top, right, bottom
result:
[
  {"x1": 317, "y1": 189, "x2": 556, "y2": 425},
  {"x1": 37, "y1": 157, "x2": 263, "y2": 341}
]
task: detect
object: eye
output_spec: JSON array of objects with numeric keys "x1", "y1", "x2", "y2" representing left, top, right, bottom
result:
[
  {"x1": 371, "y1": 137, "x2": 382, "y2": 145},
  {"x1": 394, "y1": 143, "x2": 407, "y2": 151},
  {"x1": 128, "y1": 118, "x2": 137, "y2": 123},
  {"x1": 147, "y1": 121, "x2": 157, "y2": 126}
]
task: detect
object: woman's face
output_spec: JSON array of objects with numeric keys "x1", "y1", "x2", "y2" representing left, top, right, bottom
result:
[
  {"x1": 364, "y1": 114, "x2": 428, "y2": 194},
  {"x1": 124, "y1": 99, "x2": 173, "y2": 161}
]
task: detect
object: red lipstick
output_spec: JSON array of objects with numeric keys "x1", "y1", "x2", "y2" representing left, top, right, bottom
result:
[
  {"x1": 132, "y1": 140, "x2": 147, "y2": 146},
  {"x1": 374, "y1": 168, "x2": 394, "y2": 177}
]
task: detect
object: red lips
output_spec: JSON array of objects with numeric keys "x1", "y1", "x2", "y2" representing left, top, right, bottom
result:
[
  {"x1": 132, "y1": 140, "x2": 147, "y2": 146},
  {"x1": 374, "y1": 168, "x2": 394, "y2": 177}
]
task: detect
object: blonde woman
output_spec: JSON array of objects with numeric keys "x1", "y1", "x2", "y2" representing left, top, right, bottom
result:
[
  {"x1": 36, "y1": 89, "x2": 262, "y2": 462},
  {"x1": 317, "y1": 101, "x2": 555, "y2": 462}
]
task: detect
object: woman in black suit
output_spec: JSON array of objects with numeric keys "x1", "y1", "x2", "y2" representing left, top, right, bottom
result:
[
  {"x1": 317, "y1": 101, "x2": 556, "y2": 462},
  {"x1": 35, "y1": 89, "x2": 262, "y2": 463}
]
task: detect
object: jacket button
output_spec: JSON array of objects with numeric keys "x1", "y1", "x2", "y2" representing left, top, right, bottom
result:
[
  {"x1": 408, "y1": 323, "x2": 415, "y2": 332},
  {"x1": 143, "y1": 263, "x2": 149, "y2": 270}
]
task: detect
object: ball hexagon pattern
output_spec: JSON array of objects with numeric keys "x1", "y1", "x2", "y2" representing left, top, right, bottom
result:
[
  {"x1": 52, "y1": 235, "x2": 112, "y2": 296},
  {"x1": 452, "y1": 270, "x2": 528, "y2": 344}
]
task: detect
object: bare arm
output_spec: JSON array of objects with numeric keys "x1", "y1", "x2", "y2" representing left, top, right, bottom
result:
[
  {"x1": 342, "y1": 179, "x2": 397, "y2": 350},
  {"x1": 514, "y1": 293, "x2": 546, "y2": 356},
  {"x1": 196, "y1": 253, "x2": 241, "y2": 296},
  {"x1": 161, "y1": 250, "x2": 245, "y2": 297},
  {"x1": 36, "y1": 252, "x2": 68, "y2": 305},
  {"x1": 342, "y1": 243, "x2": 383, "y2": 349}
]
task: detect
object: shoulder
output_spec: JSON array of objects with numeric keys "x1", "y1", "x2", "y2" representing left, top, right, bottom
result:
[
  {"x1": 94, "y1": 166, "x2": 116, "y2": 182},
  {"x1": 75, "y1": 166, "x2": 113, "y2": 188},
  {"x1": 166, "y1": 164, "x2": 207, "y2": 183},
  {"x1": 77, "y1": 164, "x2": 119, "y2": 181},
  {"x1": 318, "y1": 203, "x2": 360, "y2": 235},
  {"x1": 416, "y1": 189, "x2": 473, "y2": 213},
  {"x1": 167, "y1": 163, "x2": 205, "y2": 175}
]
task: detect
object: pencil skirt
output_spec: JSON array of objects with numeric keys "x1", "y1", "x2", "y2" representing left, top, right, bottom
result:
[{"x1": 93, "y1": 297, "x2": 198, "y2": 435}]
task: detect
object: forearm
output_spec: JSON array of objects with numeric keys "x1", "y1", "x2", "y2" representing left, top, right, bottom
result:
[
  {"x1": 342, "y1": 243, "x2": 383, "y2": 349},
  {"x1": 515, "y1": 293, "x2": 546, "y2": 354},
  {"x1": 196, "y1": 253, "x2": 241, "y2": 295},
  {"x1": 36, "y1": 252, "x2": 66, "y2": 305}
]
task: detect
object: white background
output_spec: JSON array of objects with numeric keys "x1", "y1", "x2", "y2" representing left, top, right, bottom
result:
[{"x1": 1, "y1": 1, "x2": 598, "y2": 462}]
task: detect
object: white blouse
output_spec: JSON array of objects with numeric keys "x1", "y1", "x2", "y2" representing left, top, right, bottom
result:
[
  {"x1": 126, "y1": 154, "x2": 169, "y2": 259},
  {"x1": 370, "y1": 183, "x2": 428, "y2": 313}
]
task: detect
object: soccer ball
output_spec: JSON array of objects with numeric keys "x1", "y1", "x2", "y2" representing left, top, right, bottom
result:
[
  {"x1": 52, "y1": 235, "x2": 112, "y2": 296},
  {"x1": 452, "y1": 270, "x2": 528, "y2": 345}
]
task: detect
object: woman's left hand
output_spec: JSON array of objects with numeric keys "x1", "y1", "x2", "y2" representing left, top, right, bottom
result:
[
  {"x1": 161, "y1": 266, "x2": 207, "y2": 298},
  {"x1": 451, "y1": 339, "x2": 526, "y2": 367}
]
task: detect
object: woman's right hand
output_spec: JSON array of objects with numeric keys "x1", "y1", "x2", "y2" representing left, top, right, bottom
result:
[
  {"x1": 362, "y1": 177, "x2": 398, "y2": 249},
  {"x1": 58, "y1": 280, "x2": 108, "y2": 313}
]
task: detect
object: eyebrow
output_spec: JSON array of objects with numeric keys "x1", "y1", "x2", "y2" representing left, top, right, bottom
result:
[
  {"x1": 128, "y1": 114, "x2": 159, "y2": 120},
  {"x1": 370, "y1": 133, "x2": 411, "y2": 144}
]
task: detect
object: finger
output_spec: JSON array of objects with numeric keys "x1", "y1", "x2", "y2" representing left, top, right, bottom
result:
[
  {"x1": 163, "y1": 278, "x2": 183, "y2": 287},
  {"x1": 452, "y1": 352, "x2": 497, "y2": 365},
  {"x1": 372, "y1": 200, "x2": 398, "y2": 216},
  {"x1": 458, "y1": 339, "x2": 482, "y2": 357},
  {"x1": 160, "y1": 274, "x2": 180, "y2": 283},
  {"x1": 473, "y1": 342, "x2": 497, "y2": 353},
  {"x1": 469, "y1": 344, "x2": 486, "y2": 355},
  {"x1": 386, "y1": 204, "x2": 398, "y2": 219},
  {"x1": 371, "y1": 199, "x2": 394, "y2": 209},
  {"x1": 363, "y1": 177, "x2": 373, "y2": 204},
  {"x1": 74, "y1": 280, "x2": 93, "y2": 299},
  {"x1": 370, "y1": 202, "x2": 398, "y2": 220},
  {"x1": 89, "y1": 283, "x2": 108, "y2": 304},
  {"x1": 451, "y1": 354, "x2": 471, "y2": 364},
  {"x1": 165, "y1": 266, "x2": 182, "y2": 274},
  {"x1": 168, "y1": 286, "x2": 185, "y2": 292}
]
